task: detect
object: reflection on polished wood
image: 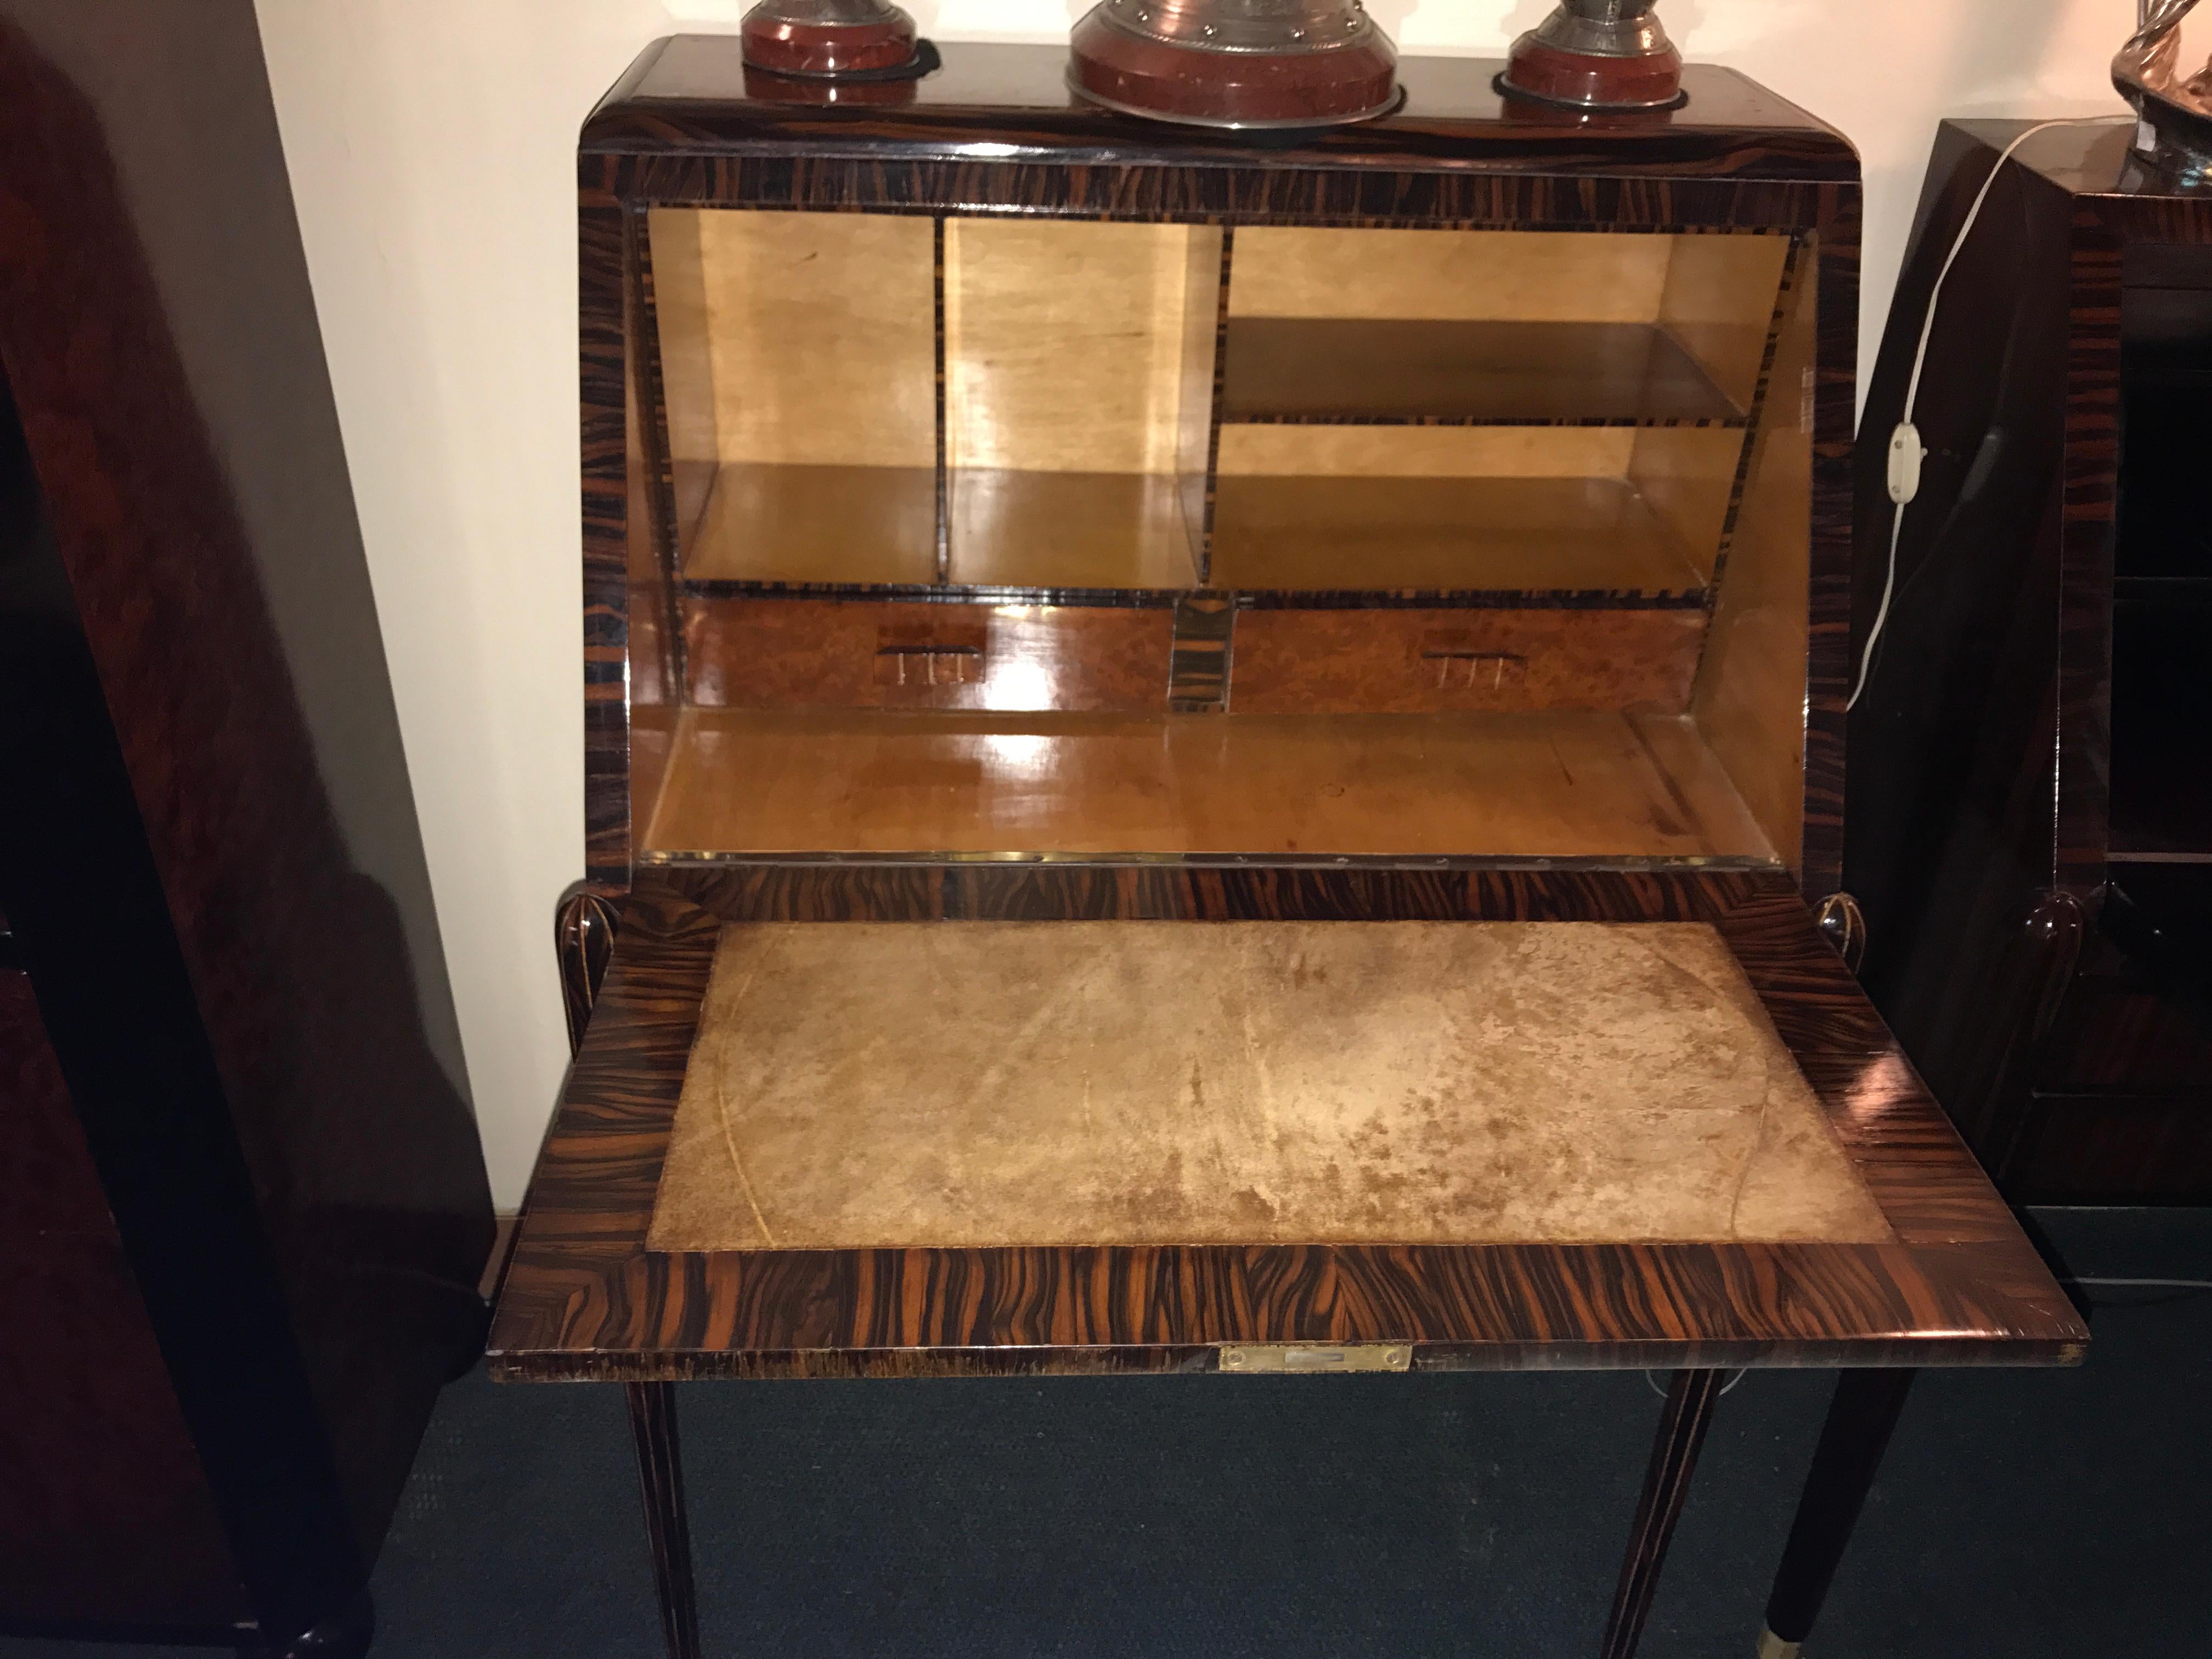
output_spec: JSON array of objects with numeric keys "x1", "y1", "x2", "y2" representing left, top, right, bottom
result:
[
  {"x1": 947, "y1": 469, "x2": 1199, "y2": 589},
  {"x1": 640, "y1": 708, "x2": 1778, "y2": 860},
  {"x1": 1209, "y1": 472, "x2": 1708, "y2": 594},
  {"x1": 680, "y1": 462, "x2": 938, "y2": 586},
  {"x1": 1222, "y1": 319, "x2": 1745, "y2": 425},
  {"x1": 682, "y1": 598, "x2": 1173, "y2": 711}
]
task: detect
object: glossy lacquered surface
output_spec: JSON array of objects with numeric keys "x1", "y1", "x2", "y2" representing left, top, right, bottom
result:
[
  {"x1": 489, "y1": 871, "x2": 2083, "y2": 1379},
  {"x1": 539, "y1": 52, "x2": 2067, "y2": 1659},
  {"x1": 589, "y1": 38, "x2": 1853, "y2": 177},
  {"x1": 1848, "y1": 119, "x2": 2212, "y2": 1202},
  {"x1": 0, "y1": 1, "x2": 493, "y2": 1643}
]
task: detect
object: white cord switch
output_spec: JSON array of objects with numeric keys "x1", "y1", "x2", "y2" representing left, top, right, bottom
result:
[{"x1": 1887, "y1": 422, "x2": 1926, "y2": 505}]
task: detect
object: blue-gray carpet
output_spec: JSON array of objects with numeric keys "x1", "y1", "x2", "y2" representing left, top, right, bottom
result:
[{"x1": 9, "y1": 1207, "x2": 2207, "y2": 1658}]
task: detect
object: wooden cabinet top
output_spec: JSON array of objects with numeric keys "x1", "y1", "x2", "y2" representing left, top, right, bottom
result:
[{"x1": 584, "y1": 37, "x2": 1858, "y2": 182}]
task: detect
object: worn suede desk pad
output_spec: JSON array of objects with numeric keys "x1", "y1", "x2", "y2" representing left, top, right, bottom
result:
[{"x1": 646, "y1": 921, "x2": 1890, "y2": 1252}]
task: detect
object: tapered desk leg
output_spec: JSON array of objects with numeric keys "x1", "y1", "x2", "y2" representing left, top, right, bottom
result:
[
  {"x1": 1599, "y1": 1368, "x2": 1726, "y2": 1659},
  {"x1": 1756, "y1": 1369, "x2": 1915, "y2": 1658},
  {"x1": 627, "y1": 1381, "x2": 703, "y2": 1659}
]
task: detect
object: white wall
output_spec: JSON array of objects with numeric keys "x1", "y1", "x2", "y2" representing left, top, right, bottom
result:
[{"x1": 252, "y1": 0, "x2": 2129, "y2": 1206}]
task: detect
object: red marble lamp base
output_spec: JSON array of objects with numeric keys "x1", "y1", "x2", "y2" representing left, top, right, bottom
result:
[
  {"x1": 1068, "y1": 8, "x2": 1398, "y2": 129},
  {"x1": 1499, "y1": 35, "x2": 1684, "y2": 111},
  {"x1": 741, "y1": 7, "x2": 920, "y2": 77}
]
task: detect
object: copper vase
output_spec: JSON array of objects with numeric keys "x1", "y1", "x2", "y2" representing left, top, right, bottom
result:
[
  {"x1": 1068, "y1": 0, "x2": 1399, "y2": 129},
  {"x1": 1500, "y1": 1, "x2": 1684, "y2": 112}
]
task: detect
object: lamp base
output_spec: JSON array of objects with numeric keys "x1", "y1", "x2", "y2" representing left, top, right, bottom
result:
[
  {"x1": 1067, "y1": 3, "x2": 1398, "y2": 131},
  {"x1": 1499, "y1": 32, "x2": 1685, "y2": 110},
  {"x1": 741, "y1": 0, "x2": 922, "y2": 78}
]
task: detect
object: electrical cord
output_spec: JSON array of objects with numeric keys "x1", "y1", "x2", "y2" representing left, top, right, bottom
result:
[{"x1": 1847, "y1": 115, "x2": 2133, "y2": 713}]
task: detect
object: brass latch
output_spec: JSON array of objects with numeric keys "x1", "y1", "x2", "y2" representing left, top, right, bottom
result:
[{"x1": 1218, "y1": 1344, "x2": 1412, "y2": 1374}]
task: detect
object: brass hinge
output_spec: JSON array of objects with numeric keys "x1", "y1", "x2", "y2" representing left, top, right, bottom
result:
[{"x1": 1218, "y1": 1343, "x2": 1412, "y2": 1374}]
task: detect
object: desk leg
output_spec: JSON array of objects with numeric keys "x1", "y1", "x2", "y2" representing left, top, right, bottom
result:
[
  {"x1": 1599, "y1": 1368, "x2": 1725, "y2": 1659},
  {"x1": 627, "y1": 1381, "x2": 703, "y2": 1659},
  {"x1": 1756, "y1": 1368, "x2": 1915, "y2": 1658}
]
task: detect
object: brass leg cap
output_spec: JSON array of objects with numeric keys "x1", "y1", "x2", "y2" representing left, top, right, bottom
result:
[{"x1": 1757, "y1": 1631, "x2": 1802, "y2": 1659}]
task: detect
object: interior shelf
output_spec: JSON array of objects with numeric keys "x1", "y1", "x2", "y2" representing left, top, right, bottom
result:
[
  {"x1": 680, "y1": 462, "x2": 938, "y2": 588},
  {"x1": 1208, "y1": 474, "x2": 1712, "y2": 595},
  {"x1": 1220, "y1": 319, "x2": 1750, "y2": 427},
  {"x1": 640, "y1": 707, "x2": 1776, "y2": 862},
  {"x1": 947, "y1": 470, "x2": 1198, "y2": 590}
]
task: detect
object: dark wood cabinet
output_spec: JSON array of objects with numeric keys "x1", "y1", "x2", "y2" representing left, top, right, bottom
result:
[
  {"x1": 0, "y1": 4, "x2": 494, "y2": 1650},
  {"x1": 1849, "y1": 119, "x2": 2212, "y2": 1203},
  {"x1": 495, "y1": 42, "x2": 2081, "y2": 1659}
]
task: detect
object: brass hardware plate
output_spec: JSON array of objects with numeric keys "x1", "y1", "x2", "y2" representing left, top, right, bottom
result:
[{"x1": 1218, "y1": 1343, "x2": 1412, "y2": 1374}]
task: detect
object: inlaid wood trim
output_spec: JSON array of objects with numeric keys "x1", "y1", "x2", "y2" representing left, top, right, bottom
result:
[
  {"x1": 488, "y1": 872, "x2": 2083, "y2": 1381},
  {"x1": 583, "y1": 202, "x2": 634, "y2": 890},
  {"x1": 629, "y1": 210, "x2": 687, "y2": 698},
  {"x1": 1802, "y1": 188, "x2": 1861, "y2": 899}
]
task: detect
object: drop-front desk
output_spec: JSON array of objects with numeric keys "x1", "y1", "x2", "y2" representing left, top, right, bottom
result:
[{"x1": 489, "y1": 39, "x2": 2085, "y2": 1659}]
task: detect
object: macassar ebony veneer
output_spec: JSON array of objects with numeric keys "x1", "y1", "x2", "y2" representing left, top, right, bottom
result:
[
  {"x1": 1849, "y1": 119, "x2": 2212, "y2": 1204},
  {"x1": 495, "y1": 40, "x2": 2081, "y2": 1659}
]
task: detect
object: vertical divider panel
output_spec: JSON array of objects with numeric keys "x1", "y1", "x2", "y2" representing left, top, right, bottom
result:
[
  {"x1": 1656, "y1": 230, "x2": 1793, "y2": 413},
  {"x1": 933, "y1": 215, "x2": 949, "y2": 585},
  {"x1": 1182, "y1": 225, "x2": 1232, "y2": 585},
  {"x1": 1691, "y1": 236, "x2": 1803, "y2": 621},
  {"x1": 582, "y1": 200, "x2": 635, "y2": 889},
  {"x1": 640, "y1": 211, "x2": 723, "y2": 563},
  {"x1": 1692, "y1": 236, "x2": 1817, "y2": 874},
  {"x1": 629, "y1": 209, "x2": 689, "y2": 707}
]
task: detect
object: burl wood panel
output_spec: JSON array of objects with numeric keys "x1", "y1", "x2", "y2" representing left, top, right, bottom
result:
[
  {"x1": 647, "y1": 921, "x2": 1889, "y2": 1251},
  {"x1": 682, "y1": 597, "x2": 1174, "y2": 712},
  {"x1": 639, "y1": 708, "x2": 1776, "y2": 861},
  {"x1": 1227, "y1": 606, "x2": 1705, "y2": 715},
  {"x1": 489, "y1": 874, "x2": 2083, "y2": 1379}
]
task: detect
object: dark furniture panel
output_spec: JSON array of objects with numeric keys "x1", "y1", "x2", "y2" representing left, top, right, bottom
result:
[
  {"x1": 0, "y1": 968, "x2": 247, "y2": 1633},
  {"x1": 2040, "y1": 972, "x2": 2212, "y2": 1093},
  {"x1": 2007, "y1": 1092, "x2": 2212, "y2": 1202},
  {"x1": 1847, "y1": 120, "x2": 2212, "y2": 1201},
  {"x1": 0, "y1": 2, "x2": 495, "y2": 1647}
]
